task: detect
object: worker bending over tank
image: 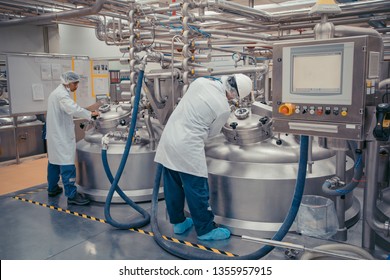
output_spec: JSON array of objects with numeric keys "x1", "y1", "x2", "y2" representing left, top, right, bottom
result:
[
  {"x1": 155, "y1": 74, "x2": 252, "y2": 240},
  {"x1": 46, "y1": 71, "x2": 100, "y2": 205}
]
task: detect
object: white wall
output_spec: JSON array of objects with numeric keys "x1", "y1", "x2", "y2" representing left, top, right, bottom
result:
[
  {"x1": 0, "y1": 25, "x2": 46, "y2": 53},
  {"x1": 0, "y1": 24, "x2": 125, "y2": 70},
  {"x1": 58, "y1": 25, "x2": 125, "y2": 70},
  {"x1": 0, "y1": 25, "x2": 60, "y2": 54}
]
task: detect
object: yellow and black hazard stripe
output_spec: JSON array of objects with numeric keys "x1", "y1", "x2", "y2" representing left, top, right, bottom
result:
[
  {"x1": 12, "y1": 195, "x2": 238, "y2": 257},
  {"x1": 13, "y1": 196, "x2": 107, "y2": 223}
]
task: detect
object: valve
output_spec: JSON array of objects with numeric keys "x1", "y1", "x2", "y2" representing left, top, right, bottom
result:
[
  {"x1": 119, "y1": 119, "x2": 126, "y2": 126},
  {"x1": 373, "y1": 103, "x2": 390, "y2": 141},
  {"x1": 325, "y1": 176, "x2": 345, "y2": 189},
  {"x1": 80, "y1": 121, "x2": 90, "y2": 129},
  {"x1": 234, "y1": 108, "x2": 250, "y2": 120},
  {"x1": 259, "y1": 116, "x2": 269, "y2": 125},
  {"x1": 99, "y1": 103, "x2": 111, "y2": 113},
  {"x1": 230, "y1": 122, "x2": 238, "y2": 130}
]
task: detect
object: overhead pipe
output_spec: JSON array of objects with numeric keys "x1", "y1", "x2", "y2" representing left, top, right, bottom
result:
[
  {"x1": 202, "y1": 28, "x2": 271, "y2": 41},
  {"x1": 0, "y1": 0, "x2": 106, "y2": 27},
  {"x1": 335, "y1": 25, "x2": 382, "y2": 37},
  {"x1": 195, "y1": 15, "x2": 270, "y2": 30},
  {"x1": 206, "y1": 0, "x2": 390, "y2": 26},
  {"x1": 211, "y1": 34, "x2": 271, "y2": 44},
  {"x1": 207, "y1": 0, "x2": 273, "y2": 21},
  {"x1": 210, "y1": 65, "x2": 268, "y2": 76},
  {"x1": 266, "y1": 0, "x2": 390, "y2": 23}
]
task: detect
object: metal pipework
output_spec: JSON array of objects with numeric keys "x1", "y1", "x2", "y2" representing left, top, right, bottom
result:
[
  {"x1": 241, "y1": 235, "x2": 362, "y2": 260},
  {"x1": 334, "y1": 149, "x2": 348, "y2": 242},
  {"x1": 363, "y1": 140, "x2": 390, "y2": 250},
  {"x1": 195, "y1": 15, "x2": 267, "y2": 29},
  {"x1": 202, "y1": 28, "x2": 272, "y2": 41},
  {"x1": 335, "y1": 25, "x2": 382, "y2": 38},
  {"x1": 210, "y1": 65, "x2": 268, "y2": 76},
  {"x1": 211, "y1": 34, "x2": 271, "y2": 44},
  {"x1": 207, "y1": 0, "x2": 273, "y2": 21},
  {"x1": 0, "y1": 0, "x2": 107, "y2": 27}
]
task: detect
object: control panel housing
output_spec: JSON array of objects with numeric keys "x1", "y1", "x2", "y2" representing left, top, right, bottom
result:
[{"x1": 272, "y1": 36, "x2": 383, "y2": 140}]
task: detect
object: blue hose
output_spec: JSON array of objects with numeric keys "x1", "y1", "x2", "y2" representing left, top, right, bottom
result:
[
  {"x1": 322, "y1": 141, "x2": 364, "y2": 196},
  {"x1": 151, "y1": 135, "x2": 309, "y2": 259},
  {"x1": 103, "y1": 69, "x2": 150, "y2": 229}
]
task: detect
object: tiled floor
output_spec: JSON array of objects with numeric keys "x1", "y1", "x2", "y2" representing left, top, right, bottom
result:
[
  {"x1": 0, "y1": 156, "x2": 389, "y2": 260},
  {"x1": 0, "y1": 155, "x2": 47, "y2": 195}
]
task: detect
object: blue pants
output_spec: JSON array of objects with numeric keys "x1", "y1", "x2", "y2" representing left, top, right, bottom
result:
[
  {"x1": 162, "y1": 166, "x2": 216, "y2": 236},
  {"x1": 47, "y1": 162, "x2": 77, "y2": 199}
]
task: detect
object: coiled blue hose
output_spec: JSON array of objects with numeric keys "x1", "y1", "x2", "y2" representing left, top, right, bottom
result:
[
  {"x1": 151, "y1": 135, "x2": 309, "y2": 259},
  {"x1": 103, "y1": 69, "x2": 150, "y2": 229}
]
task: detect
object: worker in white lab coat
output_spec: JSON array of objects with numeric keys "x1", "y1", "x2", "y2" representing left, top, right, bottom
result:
[
  {"x1": 46, "y1": 71, "x2": 100, "y2": 205},
  {"x1": 155, "y1": 74, "x2": 252, "y2": 240}
]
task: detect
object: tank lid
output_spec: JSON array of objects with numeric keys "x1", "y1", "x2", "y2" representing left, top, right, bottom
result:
[
  {"x1": 17, "y1": 115, "x2": 38, "y2": 124},
  {"x1": 222, "y1": 108, "x2": 272, "y2": 145},
  {"x1": 96, "y1": 104, "x2": 131, "y2": 122},
  {"x1": 0, "y1": 117, "x2": 13, "y2": 126}
]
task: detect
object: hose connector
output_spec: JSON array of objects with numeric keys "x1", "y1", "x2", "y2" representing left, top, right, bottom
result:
[
  {"x1": 325, "y1": 176, "x2": 345, "y2": 189},
  {"x1": 101, "y1": 133, "x2": 111, "y2": 150}
]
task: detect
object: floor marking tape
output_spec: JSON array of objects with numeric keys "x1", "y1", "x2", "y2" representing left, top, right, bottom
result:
[{"x1": 12, "y1": 195, "x2": 237, "y2": 257}]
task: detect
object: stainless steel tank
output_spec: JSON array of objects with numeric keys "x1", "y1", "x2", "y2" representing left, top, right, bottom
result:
[
  {"x1": 205, "y1": 107, "x2": 360, "y2": 236},
  {"x1": 76, "y1": 103, "x2": 163, "y2": 202}
]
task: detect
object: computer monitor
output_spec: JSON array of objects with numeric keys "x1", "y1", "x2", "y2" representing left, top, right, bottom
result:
[{"x1": 282, "y1": 42, "x2": 354, "y2": 105}]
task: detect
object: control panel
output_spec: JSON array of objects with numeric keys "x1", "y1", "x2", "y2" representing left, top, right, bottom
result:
[{"x1": 272, "y1": 35, "x2": 383, "y2": 140}]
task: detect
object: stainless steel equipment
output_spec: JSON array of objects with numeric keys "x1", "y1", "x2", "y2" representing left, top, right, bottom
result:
[
  {"x1": 76, "y1": 103, "x2": 163, "y2": 202},
  {"x1": 272, "y1": 35, "x2": 382, "y2": 140},
  {"x1": 205, "y1": 106, "x2": 359, "y2": 237},
  {"x1": 0, "y1": 104, "x2": 45, "y2": 162}
]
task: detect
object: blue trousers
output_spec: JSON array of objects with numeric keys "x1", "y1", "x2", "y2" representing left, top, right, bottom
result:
[
  {"x1": 162, "y1": 166, "x2": 216, "y2": 236},
  {"x1": 47, "y1": 162, "x2": 77, "y2": 199}
]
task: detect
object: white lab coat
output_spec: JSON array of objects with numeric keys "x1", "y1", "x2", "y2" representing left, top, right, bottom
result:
[
  {"x1": 155, "y1": 78, "x2": 230, "y2": 178},
  {"x1": 46, "y1": 84, "x2": 91, "y2": 165}
]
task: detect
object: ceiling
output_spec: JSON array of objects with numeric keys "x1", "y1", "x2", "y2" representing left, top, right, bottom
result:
[{"x1": 0, "y1": 0, "x2": 388, "y2": 34}]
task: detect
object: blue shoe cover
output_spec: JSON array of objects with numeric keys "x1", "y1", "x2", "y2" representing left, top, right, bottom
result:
[
  {"x1": 198, "y1": 228, "x2": 231, "y2": 241},
  {"x1": 173, "y1": 218, "x2": 193, "y2": 234}
]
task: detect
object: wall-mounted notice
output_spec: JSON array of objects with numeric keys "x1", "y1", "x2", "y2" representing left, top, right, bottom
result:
[
  {"x1": 51, "y1": 64, "x2": 62, "y2": 80},
  {"x1": 91, "y1": 60, "x2": 109, "y2": 97},
  {"x1": 40, "y1": 63, "x2": 52, "y2": 80},
  {"x1": 32, "y1": 83, "x2": 45, "y2": 101}
]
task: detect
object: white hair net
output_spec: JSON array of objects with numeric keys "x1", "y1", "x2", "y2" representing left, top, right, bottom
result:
[{"x1": 61, "y1": 71, "x2": 80, "y2": 85}]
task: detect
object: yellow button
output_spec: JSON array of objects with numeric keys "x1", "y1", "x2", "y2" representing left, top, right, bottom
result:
[
  {"x1": 279, "y1": 103, "x2": 295, "y2": 116},
  {"x1": 341, "y1": 111, "x2": 348, "y2": 117}
]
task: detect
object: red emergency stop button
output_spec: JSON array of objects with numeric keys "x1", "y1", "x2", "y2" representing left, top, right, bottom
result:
[{"x1": 279, "y1": 103, "x2": 295, "y2": 116}]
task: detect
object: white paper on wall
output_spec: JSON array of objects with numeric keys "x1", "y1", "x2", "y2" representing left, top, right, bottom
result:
[
  {"x1": 32, "y1": 83, "x2": 45, "y2": 101},
  {"x1": 40, "y1": 63, "x2": 52, "y2": 80}
]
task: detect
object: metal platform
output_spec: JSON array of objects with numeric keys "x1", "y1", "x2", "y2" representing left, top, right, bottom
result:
[{"x1": 0, "y1": 184, "x2": 389, "y2": 260}]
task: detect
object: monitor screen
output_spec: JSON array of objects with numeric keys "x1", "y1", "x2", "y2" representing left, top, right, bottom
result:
[
  {"x1": 282, "y1": 42, "x2": 354, "y2": 105},
  {"x1": 292, "y1": 52, "x2": 342, "y2": 94}
]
